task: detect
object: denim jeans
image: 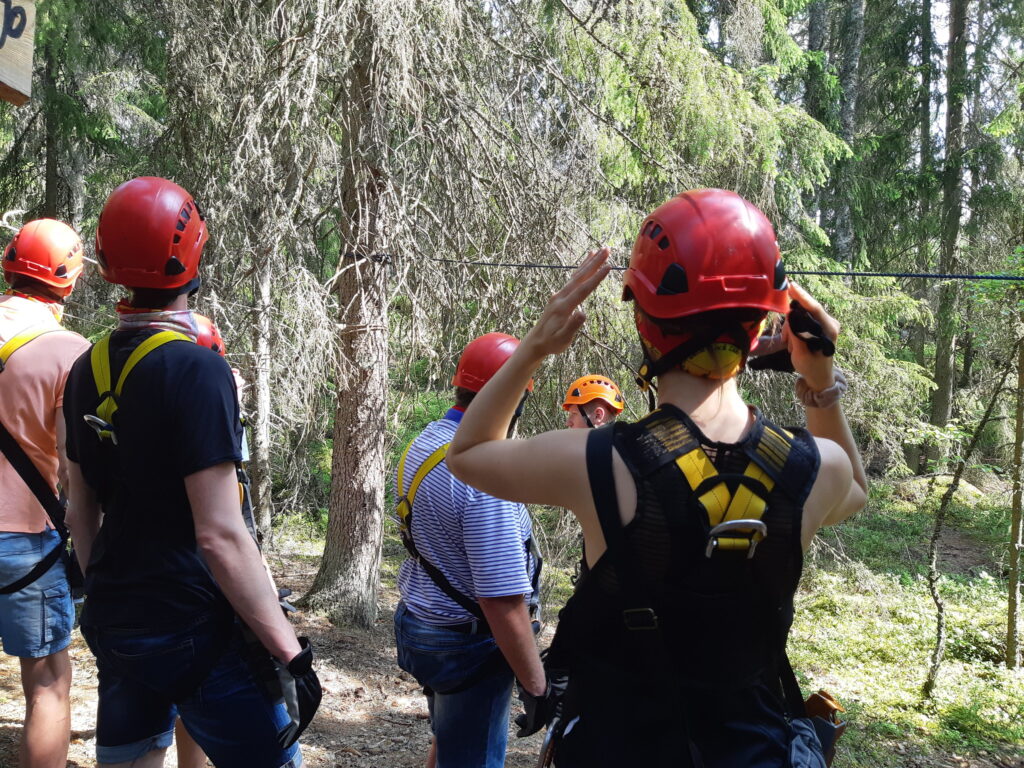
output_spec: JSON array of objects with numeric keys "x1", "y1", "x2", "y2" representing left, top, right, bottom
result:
[
  {"x1": 82, "y1": 614, "x2": 301, "y2": 768},
  {"x1": 394, "y1": 601, "x2": 514, "y2": 768},
  {"x1": 0, "y1": 529, "x2": 73, "y2": 658}
]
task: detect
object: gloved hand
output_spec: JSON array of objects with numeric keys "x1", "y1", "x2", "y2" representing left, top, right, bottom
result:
[
  {"x1": 274, "y1": 637, "x2": 323, "y2": 749},
  {"x1": 514, "y1": 670, "x2": 569, "y2": 737}
]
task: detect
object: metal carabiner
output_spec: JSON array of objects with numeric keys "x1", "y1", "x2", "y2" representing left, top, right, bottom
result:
[{"x1": 704, "y1": 519, "x2": 768, "y2": 559}]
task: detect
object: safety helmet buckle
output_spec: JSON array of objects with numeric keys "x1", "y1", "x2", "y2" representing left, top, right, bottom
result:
[{"x1": 704, "y1": 519, "x2": 768, "y2": 559}]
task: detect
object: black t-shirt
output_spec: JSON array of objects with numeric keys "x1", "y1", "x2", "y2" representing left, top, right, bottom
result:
[{"x1": 64, "y1": 328, "x2": 243, "y2": 629}]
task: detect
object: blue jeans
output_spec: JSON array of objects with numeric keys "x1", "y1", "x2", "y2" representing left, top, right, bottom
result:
[
  {"x1": 82, "y1": 614, "x2": 301, "y2": 768},
  {"x1": 0, "y1": 529, "x2": 73, "y2": 658},
  {"x1": 394, "y1": 601, "x2": 513, "y2": 768}
]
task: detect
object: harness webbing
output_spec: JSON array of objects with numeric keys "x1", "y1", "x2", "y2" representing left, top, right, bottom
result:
[
  {"x1": 396, "y1": 440, "x2": 487, "y2": 623},
  {"x1": 88, "y1": 331, "x2": 190, "y2": 442},
  {"x1": 669, "y1": 420, "x2": 793, "y2": 556},
  {"x1": 0, "y1": 326, "x2": 64, "y2": 372}
]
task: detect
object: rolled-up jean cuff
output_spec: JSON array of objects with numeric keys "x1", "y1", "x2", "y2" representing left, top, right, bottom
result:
[
  {"x1": 281, "y1": 751, "x2": 304, "y2": 768},
  {"x1": 96, "y1": 726, "x2": 174, "y2": 764}
]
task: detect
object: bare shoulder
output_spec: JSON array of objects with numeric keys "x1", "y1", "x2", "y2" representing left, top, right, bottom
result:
[{"x1": 801, "y1": 436, "x2": 865, "y2": 547}]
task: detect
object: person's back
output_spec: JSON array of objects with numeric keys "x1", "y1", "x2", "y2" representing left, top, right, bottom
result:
[
  {"x1": 64, "y1": 177, "x2": 317, "y2": 768},
  {"x1": 445, "y1": 189, "x2": 868, "y2": 768},
  {"x1": 0, "y1": 219, "x2": 88, "y2": 768},
  {"x1": 65, "y1": 327, "x2": 239, "y2": 629}
]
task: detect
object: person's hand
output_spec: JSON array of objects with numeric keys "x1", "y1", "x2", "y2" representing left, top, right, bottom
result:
[
  {"x1": 231, "y1": 367, "x2": 247, "y2": 396},
  {"x1": 783, "y1": 282, "x2": 839, "y2": 391},
  {"x1": 522, "y1": 248, "x2": 611, "y2": 359}
]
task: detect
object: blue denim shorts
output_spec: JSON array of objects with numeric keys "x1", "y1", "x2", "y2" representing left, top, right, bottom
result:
[
  {"x1": 394, "y1": 601, "x2": 514, "y2": 768},
  {"x1": 82, "y1": 615, "x2": 302, "y2": 768},
  {"x1": 0, "y1": 529, "x2": 73, "y2": 658}
]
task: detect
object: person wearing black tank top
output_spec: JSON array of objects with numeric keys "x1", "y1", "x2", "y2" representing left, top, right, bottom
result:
[{"x1": 447, "y1": 189, "x2": 867, "y2": 768}]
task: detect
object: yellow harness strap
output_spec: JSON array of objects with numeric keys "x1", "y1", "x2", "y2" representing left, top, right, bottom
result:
[
  {"x1": 0, "y1": 326, "x2": 64, "y2": 373},
  {"x1": 89, "y1": 331, "x2": 191, "y2": 441},
  {"x1": 396, "y1": 442, "x2": 450, "y2": 529},
  {"x1": 673, "y1": 423, "x2": 792, "y2": 555}
]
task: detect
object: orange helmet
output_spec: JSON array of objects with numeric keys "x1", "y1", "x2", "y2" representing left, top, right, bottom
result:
[
  {"x1": 194, "y1": 313, "x2": 226, "y2": 356},
  {"x1": 562, "y1": 375, "x2": 624, "y2": 413},
  {"x1": 452, "y1": 333, "x2": 534, "y2": 393},
  {"x1": 95, "y1": 177, "x2": 208, "y2": 291},
  {"x1": 3, "y1": 219, "x2": 84, "y2": 298}
]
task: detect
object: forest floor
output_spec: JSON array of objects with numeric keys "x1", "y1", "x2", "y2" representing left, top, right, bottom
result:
[{"x1": 1, "y1": 475, "x2": 1024, "y2": 767}]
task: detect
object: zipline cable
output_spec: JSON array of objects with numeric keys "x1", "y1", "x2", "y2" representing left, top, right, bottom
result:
[{"x1": 428, "y1": 257, "x2": 1024, "y2": 282}]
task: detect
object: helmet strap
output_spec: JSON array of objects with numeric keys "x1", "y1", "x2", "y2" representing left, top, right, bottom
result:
[
  {"x1": 636, "y1": 322, "x2": 751, "y2": 389},
  {"x1": 507, "y1": 389, "x2": 530, "y2": 438},
  {"x1": 577, "y1": 404, "x2": 596, "y2": 429}
]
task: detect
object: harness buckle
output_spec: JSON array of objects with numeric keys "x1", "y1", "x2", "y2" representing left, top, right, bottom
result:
[
  {"x1": 622, "y1": 607, "x2": 659, "y2": 631},
  {"x1": 704, "y1": 519, "x2": 768, "y2": 559}
]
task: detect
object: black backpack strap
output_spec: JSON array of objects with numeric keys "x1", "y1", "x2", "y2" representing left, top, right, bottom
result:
[
  {"x1": 0, "y1": 418, "x2": 72, "y2": 594},
  {"x1": 584, "y1": 424, "x2": 704, "y2": 767},
  {"x1": 778, "y1": 650, "x2": 808, "y2": 718}
]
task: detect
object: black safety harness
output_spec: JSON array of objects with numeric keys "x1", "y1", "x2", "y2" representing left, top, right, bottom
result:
[{"x1": 540, "y1": 409, "x2": 823, "y2": 764}]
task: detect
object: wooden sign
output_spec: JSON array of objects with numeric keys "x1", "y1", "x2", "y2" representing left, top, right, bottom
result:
[{"x1": 0, "y1": 0, "x2": 35, "y2": 106}]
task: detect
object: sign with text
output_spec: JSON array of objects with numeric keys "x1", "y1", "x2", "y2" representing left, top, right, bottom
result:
[{"x1": 0, "y1": 0, "x2": 34, "y2": 106}]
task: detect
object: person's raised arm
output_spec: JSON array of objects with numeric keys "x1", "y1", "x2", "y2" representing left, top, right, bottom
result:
[
  {"x1": 187, "y1": 462, "x2": 301, "y2": 663},
  {"x1": 787, "y1": 282, "x2": 868, "y2": 533},
  {"x1": 446, "y1": 248, "x2": 611, "y2": 507}
]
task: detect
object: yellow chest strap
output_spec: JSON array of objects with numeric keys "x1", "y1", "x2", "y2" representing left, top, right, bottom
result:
[
  {"x1": 0, "y1": 326, "x2": 65, "y2": 373},
  {"x1": 672, "y1": 424, "x2": 793, "y2": 556},
  {"x1": 396, "y1": 441, "x2": 450, "y2": 529},
  {"x1": 87, "y1": 331, "x2": 191, "y2": 442}
]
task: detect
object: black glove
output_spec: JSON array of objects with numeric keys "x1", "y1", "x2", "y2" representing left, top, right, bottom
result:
[
  {"x1": 514, "y1": 671, "x2": 569, "y2": 738},
  {"x1": 275, "y1": 637, "x2": 323, "y2": 749}
]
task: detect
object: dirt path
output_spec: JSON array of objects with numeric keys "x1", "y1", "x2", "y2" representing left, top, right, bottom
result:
[
  {"x1": 0, "y1": 570, "x2": 545, "y2": 767},
  {"x1": 0, "y1": 548, "x2": 1018, "y2": 768}
]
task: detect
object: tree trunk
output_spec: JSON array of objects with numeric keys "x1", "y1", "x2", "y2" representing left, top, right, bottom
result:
[
  {"x1": 832, "y1": 0, "x2": 866, "y2": 265},
  {"x1": 301, "y1": 4, "x2": 389, "y2": 628},
  {"x1": 1008, "y1": 334, "x2": 1024, "y2": 669},
  {"x1": 42, "y1": 43, "x2": 58, "y2": 219},
  {"x1": 907, "y1": 0, "x2": 935, "y2": 473},
  {"x1": 926, "y1": 0, "x2": 969, "y2": 468},
  {"x1": 249, "y1": 260, "x2": 275, "y2": 545}
]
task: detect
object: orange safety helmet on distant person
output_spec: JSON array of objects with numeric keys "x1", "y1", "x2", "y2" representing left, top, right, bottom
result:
[
  {"x1": 3, "y1": 219, "x2": 84, "y2": 298},
  {"x1": 562, "y1": 375, "x2": 624, "y2": 413},
  {"x1": 95, "y1": 177, "x2": 208, "y2": 291},
  {"x1": 452, "y1": 333, "x2": 534, "y2": 393},
  {"x1": 194, "y1": 313, "x2": 227, "y2": 357},
  {"x1": 622, "y1": 189, "x2": 789, "y2": 382}
]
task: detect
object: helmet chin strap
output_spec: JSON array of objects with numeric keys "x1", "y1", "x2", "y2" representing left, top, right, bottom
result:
[
  {"x1": 578, "y1": 404, "x2": 596, "y2": 429},
  {"x1": 635, "y1": 322, "x2": 752, "y2": 410},
  {"x1": 506, "y1": 390, "x2": 530, "y2": 438}
]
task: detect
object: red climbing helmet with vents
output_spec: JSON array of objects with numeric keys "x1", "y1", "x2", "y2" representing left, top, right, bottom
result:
[
  {"x1": 194, "y1": 313, "x2": 227, "y2": 357},
  {"x1": 95, "y1": 177, "x2": 208, "y2": 290},
  {"x1": 452, "y1": 332, "x2": 534, "y2": 393},
  {"x1": 622, "y1": 189, "x2": 789, "y2": 370},
  {"x1": 622, "y1": 188, "x2": 789, "y2": 321},
  {"x1": 3, "y1": 219, "x2": 84, "y2": 298}
]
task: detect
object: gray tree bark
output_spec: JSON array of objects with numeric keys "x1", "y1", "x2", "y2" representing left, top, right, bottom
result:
[
  {"x1": 302, "y1": 4, "x2": 389, "y2": 628},
  {"x1": 926, "y1": 0, "x2": 969, "y2": 468},
  {"x1": 832, "y1": 0, "x2": 866, "y2": 265},
  {"x1": 249, "y1": 261, "x2": 275, "y2": 545}
]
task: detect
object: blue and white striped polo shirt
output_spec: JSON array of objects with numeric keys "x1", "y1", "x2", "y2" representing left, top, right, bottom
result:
[{"x1": 396, "y1": 408, "x2": 538, "y2": 625}]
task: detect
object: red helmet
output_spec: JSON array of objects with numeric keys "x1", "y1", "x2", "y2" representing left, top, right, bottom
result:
[
  {"x1": 452, "y1": 332, "x2": 534, "y2": 393},
  {"x1": 623, "y1": 189, "x2": 787, "y2": 370},
  {"x1": 3, "y1": 219, "x2": 84, "y2": 298},
  {"x1": 95, "y1": 177, "x2": 208, "y2": 290},
  {"x1": 194, "y1": 313, "x2": 226, "y2": 357}
]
